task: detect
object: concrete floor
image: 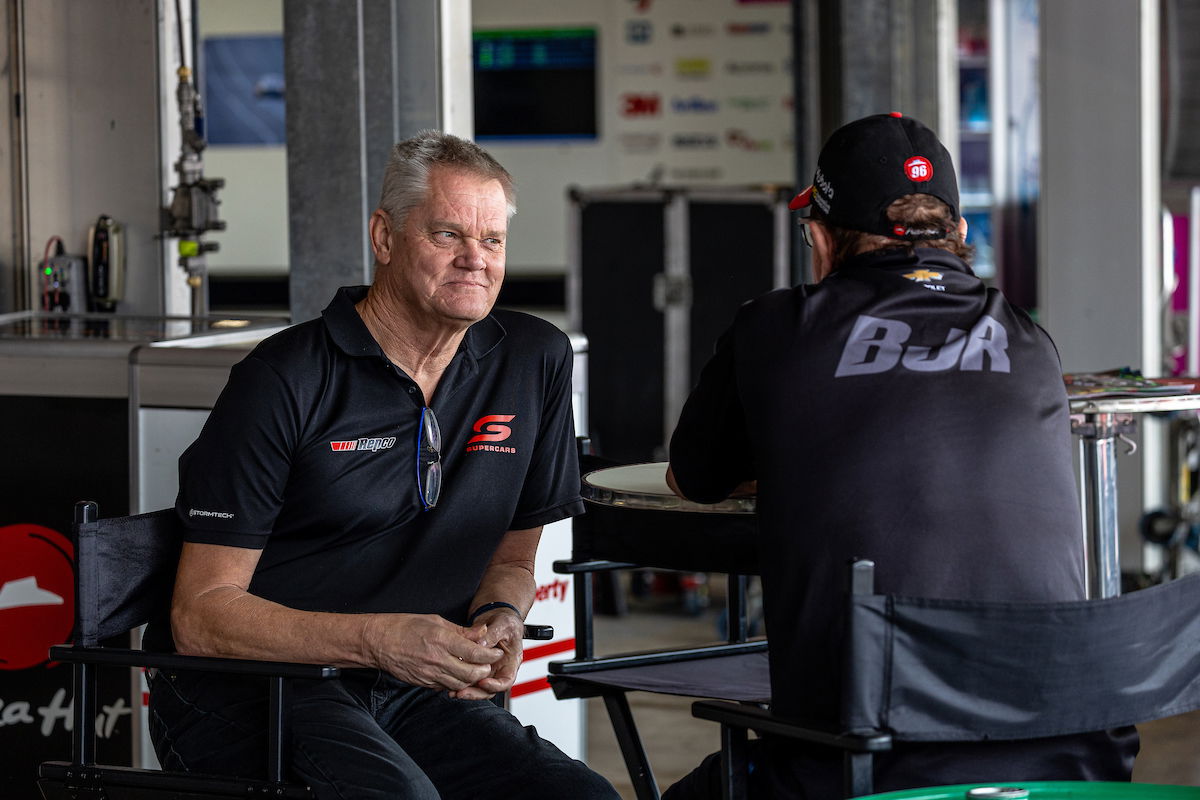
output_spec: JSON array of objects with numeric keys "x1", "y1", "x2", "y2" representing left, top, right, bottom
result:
[{"x1": 580, "y1": 592, "x2": 1200, "y2": 799}]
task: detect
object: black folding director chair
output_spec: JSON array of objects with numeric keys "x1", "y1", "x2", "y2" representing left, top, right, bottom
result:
[
  {"x1": 694, "y1": 559, "x2": 1200, "y2": 799},
  {"x1": 36, "y1": 501, "x2": 340, "y2": 799},
  {"x1": 37, "y1": 501, "x2": 552, "y2": 799},
  {"x1": 548, "y1": 454, "x2": 770, "y2": 800}
]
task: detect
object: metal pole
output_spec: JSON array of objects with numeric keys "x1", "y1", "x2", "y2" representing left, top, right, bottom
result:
[
  {"x1": 661, "y1": 193, "x2": 690, "y2": 460},
  {"x1": 1077, "y1": 413, "x2": 1122, "y2": 598},
  {"x1": 1189, "y1": 186, "x2": 1200, "y2": 375}
]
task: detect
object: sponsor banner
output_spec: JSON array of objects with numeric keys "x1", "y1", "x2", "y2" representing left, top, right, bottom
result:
[
  {"x1": 625, "y1": 19, "x2": 653, "y2": 44},
  {"x1": 1, "y1": 522, "x2": 134, "y2": 797},
  {"x1": 674, "y1": 57, "x2": 712, "y2": 80},
  {"x1": 726, "y1": 95, "x2": 771, "y2": 112},
  {"x1": 671, "y1": 95, "x2": 719, "y2": 113},
  {"x1": 672, "y1": 132, "x2": 720, "y2": 150},
  {"x1": 611, "y1": 0, "x2": 793, "y2": 184},
  {"x1": 726, "y1": 128, "x2": 774, "y2": 151},
  {"x1": 724, "y1": 60, "x2": 776, "y2": 75},
  {"x1": 617, "y1": 62, "x2": 663, "y2": 76},
  {"x1": 508, "y1": 517, "x2": 580, "y2": 759},
  {"x1": 621, "y1": 92, "x2": 661, "y2": 117},
  {"x1": 670, "y1": 22, "x2": 716, "y2": 38},
  {"x1": 620, "y1": 132, "x2": 663, "y2": 154},
  {"x1": 726, "y1": 21, "x2": 772, "y2": 35}
]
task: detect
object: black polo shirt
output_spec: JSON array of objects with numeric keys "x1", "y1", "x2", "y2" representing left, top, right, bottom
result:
[
  {"x1": 175, "y1": 286, "x2": 583, "y2": 622},
  {"x1": 670, "y1": 248, "x2": 1137, "y2": 790}
]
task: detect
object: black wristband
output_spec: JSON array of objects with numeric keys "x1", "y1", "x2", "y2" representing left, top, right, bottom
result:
[{"x1": 468, "y1": 601, "x2": 521, "y2": 625}]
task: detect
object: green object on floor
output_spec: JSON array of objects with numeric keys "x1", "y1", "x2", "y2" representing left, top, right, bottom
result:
[{"x1": 855, "y1": 782, "x2": 1200, "y2": 799}]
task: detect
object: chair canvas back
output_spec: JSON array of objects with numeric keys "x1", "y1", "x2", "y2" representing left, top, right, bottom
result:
[
  {"x1": 844, "y1": 571, "x2": 1200, "y2": 741},
  {"x1": 74, "y1": 507, "x2": 181, "y2": 646}
]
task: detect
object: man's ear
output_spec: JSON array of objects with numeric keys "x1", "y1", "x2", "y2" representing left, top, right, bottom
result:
[
  {"x1": 810, "y1": 221, "x2": 834, "y2": 282},
  {"x1": 369, "y1": 209, "x2": 393, "y2": 265},
  {"x1": 957, "y1": 215, "x2": 969, "y2": 241}
]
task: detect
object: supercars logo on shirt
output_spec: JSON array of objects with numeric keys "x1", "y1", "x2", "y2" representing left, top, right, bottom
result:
[{"x1": 465, "y1": 414, "x2": 518, "y2": 455}]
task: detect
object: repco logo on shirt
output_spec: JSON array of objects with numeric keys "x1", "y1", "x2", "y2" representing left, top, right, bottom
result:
[
  {"x1": 465, "y1": 414, "x2": 517, "y2": 455},
  {"x1": 329, "y1": 437, "x2": 396, "y2": 452}
]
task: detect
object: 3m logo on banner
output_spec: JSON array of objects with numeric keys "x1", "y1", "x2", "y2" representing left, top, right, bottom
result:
[{"x1": 621, "y1": 93, "x2": 661, "y2": 117}]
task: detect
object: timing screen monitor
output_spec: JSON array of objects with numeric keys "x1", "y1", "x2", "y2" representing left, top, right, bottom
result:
[{"x1": 473, "y1": 27, "x2": 598, "y2": 141}]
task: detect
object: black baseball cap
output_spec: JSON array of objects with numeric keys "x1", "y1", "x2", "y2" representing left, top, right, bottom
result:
[{"x1": 789, "y1": 112, "x2": 960, "y2": 241}]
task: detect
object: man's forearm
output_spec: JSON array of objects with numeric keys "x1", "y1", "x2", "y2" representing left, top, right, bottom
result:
[
  {"x1": 172, "y1": 584, "x2": 379, "y2": 667},
  {"x1": 468, "y1": 562, "x2": 537, "y2": 623}
]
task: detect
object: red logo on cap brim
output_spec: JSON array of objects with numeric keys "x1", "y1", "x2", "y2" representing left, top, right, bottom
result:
[{"x1": 788, "y1": 186, "x2": 814, "y2": 210}]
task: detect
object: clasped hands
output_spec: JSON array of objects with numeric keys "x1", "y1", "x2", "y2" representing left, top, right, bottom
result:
[{"x1": 364, "y1": 609, "x2": 524, "y2": 700}]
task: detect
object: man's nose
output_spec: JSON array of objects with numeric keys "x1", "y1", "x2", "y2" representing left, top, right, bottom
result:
[{"x1": 456, "y1": 238, "x2": 488, "y2": 270}]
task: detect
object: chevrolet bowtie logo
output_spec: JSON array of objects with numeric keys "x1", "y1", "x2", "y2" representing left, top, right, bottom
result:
[{"x1": 903, "y1": 269, "x2": 944, "y2": 282}]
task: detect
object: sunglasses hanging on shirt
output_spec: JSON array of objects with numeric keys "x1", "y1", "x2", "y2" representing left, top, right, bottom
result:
[{"x1": 416, "y1": 406, "x2": 442, "y2": 510}]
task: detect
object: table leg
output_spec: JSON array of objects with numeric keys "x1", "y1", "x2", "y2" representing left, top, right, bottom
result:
[{"x1": 1075, "y1": 411, "x2": 1123, "y2": 598}]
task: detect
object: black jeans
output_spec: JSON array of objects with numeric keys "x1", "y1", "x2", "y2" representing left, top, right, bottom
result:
[{"x1": 148, "y1": 668, "x2": 619, "y2": 800}]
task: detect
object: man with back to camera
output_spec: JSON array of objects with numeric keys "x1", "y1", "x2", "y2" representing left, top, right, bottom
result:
[
  {"x1": 663, "y1": 113, "x2": 1138, "y2": 797},
  {"x1": 144, "y1": 130, "x2": 619, "y2": 799}
]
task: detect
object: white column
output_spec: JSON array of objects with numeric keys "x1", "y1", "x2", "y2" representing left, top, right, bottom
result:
[{"x1": 1040, "y1": 0, "x2": 1161, "y2": 571}]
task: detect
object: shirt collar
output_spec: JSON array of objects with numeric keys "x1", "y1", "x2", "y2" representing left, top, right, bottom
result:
[
  {"x1": 840, "y1": 247, "x2": 975, "y2": 277},
  {"x1": 321, "y1": 285, "x2": 506, "y2": 361}
]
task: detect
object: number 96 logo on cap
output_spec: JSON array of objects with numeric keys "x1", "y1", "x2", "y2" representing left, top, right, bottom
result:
[{"x1": 904, "y1": 156, "x2": 933, "y2": 182}]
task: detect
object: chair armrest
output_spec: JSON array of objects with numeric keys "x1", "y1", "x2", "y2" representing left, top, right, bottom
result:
[
  {"x1": 550, "y1": 638, "x2": 766, "y2": 675},
  {"x1": 553, "y1": 558, "x2": 639, "y2": 574},
  {"x1": 691, "y1": 700, "x2": 893, "y2": 754},
  {"x1": 523, "y1": 624, "x2": 553, "y2": 640},
  {"x1": 49, "y1": 645, "x2": 340, "y2": 680}
]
